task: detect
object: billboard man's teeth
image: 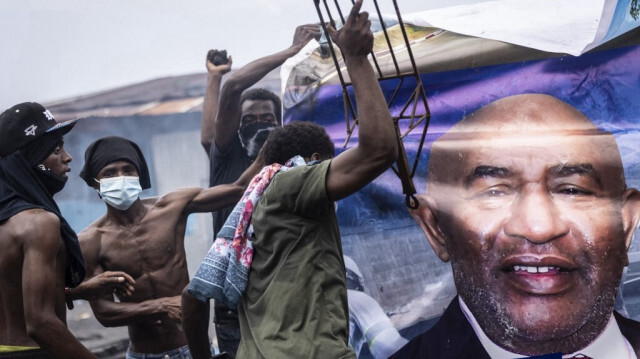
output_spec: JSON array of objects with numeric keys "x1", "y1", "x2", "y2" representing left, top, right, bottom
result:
[{"x1": 513, "y1": 266, "x2": 558, "y2": 273}]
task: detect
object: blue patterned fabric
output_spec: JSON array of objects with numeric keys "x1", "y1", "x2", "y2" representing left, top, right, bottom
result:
[{"x1": 189, "y1": 156, "x2": 306, "y2": 306}]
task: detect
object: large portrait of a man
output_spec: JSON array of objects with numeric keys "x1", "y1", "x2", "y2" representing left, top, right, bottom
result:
[
  {"x1": 395, "y1": 93, "x2": 640, "y2": 358},
  {"x1": 282, "y1": 5, "x2": 640, "y2": 357}
]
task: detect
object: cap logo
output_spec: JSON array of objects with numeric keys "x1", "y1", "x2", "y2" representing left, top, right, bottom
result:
[
  {"x1": 43, "y1": 110, "x2": 54, "y2": 121},
  {"x1": 24, "y1": 125, "x2": 37, "y2": 136}
]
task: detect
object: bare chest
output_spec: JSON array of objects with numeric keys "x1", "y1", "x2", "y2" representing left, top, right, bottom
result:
[{"x1": 98, "y1": 225, "x2": 185, "y2": 280}]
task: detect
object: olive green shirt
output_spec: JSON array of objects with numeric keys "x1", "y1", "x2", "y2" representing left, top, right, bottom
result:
[{"x1": 236, "y1": 160, "x2": 355, "y2": 359}]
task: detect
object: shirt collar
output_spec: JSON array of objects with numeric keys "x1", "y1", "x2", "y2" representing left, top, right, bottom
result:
[{"x1": 458, "y1": 297, "x2": 637, "y2": 359}]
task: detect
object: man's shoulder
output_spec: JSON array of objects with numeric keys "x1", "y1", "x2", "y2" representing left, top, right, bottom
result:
[
  {"x1": 0, "y1": 209, "x2": 63, "y2": 252},
  {"x1": 211, "y1": 135, "x2": 245, "y2": 161},
  {"x1": 210, "y1": 137, "x2": 251, "y2": 181},
  {"x1": 78, "y1": 221, "x2": 102, "y2": 241},
  {"x1": 141, "y1": 195, "x2": 162, "y2": 207},
  {"x1": 617, "y1": 311, "x2": 640, "y2": 329},
  {"x1": 268, "y1": 161, "x2": 330, "y2": 193},
  {"x1": 151, "y1": 189, "x2": 200, "y2": 210},
  {"x1": 78, "y1": 214, "x2": 111, "y2": 244},
  {"x1": 79, "y1": 206, "x2": 135, "y2": 239},
  {"x1": 7, "y1": 208, "x2": 60, "y2": 238},
  {"x1": 259, "y1": 161, "x2": 333, "y2": 218},
  {"x1": 275, "y1": 160, "x2": 330, "y2": 181},
  {"x1": 391, "y1": 298, "x2": 489, "y2": 359},
  {"x1": 615, "y1": 311, "x2": 640, "y2": 351}
]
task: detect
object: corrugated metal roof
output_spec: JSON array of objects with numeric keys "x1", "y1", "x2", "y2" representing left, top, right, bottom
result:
[{"x1": 46, "y1": 69, "x2": 282, "y2": 121}]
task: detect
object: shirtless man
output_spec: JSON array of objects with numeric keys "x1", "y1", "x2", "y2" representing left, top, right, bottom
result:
[
  {"x1": 0, "y1": 102, "x2": 132, "y2": 359},
  {"x1": 77, "y1": 136, "x2": 263, "y2": 359}
]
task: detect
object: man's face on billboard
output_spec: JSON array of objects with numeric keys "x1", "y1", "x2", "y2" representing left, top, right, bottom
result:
[{"x1": 411, "y1": 94, "x2": 640, "y2": 355}]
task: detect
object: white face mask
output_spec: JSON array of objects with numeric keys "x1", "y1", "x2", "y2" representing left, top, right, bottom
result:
[{"x1": 97, "y1": 176, "x2": 142, "y2": 210}]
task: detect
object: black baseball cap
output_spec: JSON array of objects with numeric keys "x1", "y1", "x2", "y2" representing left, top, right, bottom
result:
[{"x1": 0, "y1": 102, "x2": 76, "y2": 157}]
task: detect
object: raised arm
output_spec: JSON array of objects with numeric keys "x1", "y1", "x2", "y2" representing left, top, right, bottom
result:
[
  {"x1": 325, "y1": 0, "x2": 398, "y2": 201},
  {"x1": 213, "y1": 24, "x2": 321, "y2": 152},
  {"x1": 201, "y1": 50, "x2": 233, "y2": 156},
  {"x1": 184, "y1": 148, "x2": 265, "y2": 214},
  {"x1": 21, "y1": 210, "x2": 96, "y2": 359}
]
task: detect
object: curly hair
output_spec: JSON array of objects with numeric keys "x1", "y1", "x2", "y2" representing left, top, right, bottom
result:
[
  {"x1": 240, "y1": 88, "x2": 282, "y2": 125},
  {"x1": 263, "y1": 121, "x2": 335, "y2": 165}
]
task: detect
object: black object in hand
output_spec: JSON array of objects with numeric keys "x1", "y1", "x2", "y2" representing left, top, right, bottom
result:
[{"x1": 207, "y1": 50, "x2": 229, "y2": 66}]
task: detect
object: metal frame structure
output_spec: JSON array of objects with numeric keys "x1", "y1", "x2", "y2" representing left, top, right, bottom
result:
[{"x1": 313, "y1": 0, "x2": 431, "y2": 208}]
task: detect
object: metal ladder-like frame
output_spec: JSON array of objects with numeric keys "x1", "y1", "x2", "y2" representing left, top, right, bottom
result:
[{"x1": 313, "y1": 0, "x2": 431, "y2": 208}]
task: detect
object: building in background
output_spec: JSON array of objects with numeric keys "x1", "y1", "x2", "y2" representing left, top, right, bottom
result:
[{"x1": 51, "y1": 70, "x2": 280, "y2": 357}]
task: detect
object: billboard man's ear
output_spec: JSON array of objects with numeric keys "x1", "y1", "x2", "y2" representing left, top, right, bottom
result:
[
  {"x1": 622, "y1": 188, "x2": 640, "y2": 260},
  {"x1": 409, "y1": 194, "x2": 451, "y2": 263}
]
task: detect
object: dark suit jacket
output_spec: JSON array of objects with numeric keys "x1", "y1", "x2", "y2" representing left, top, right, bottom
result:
[{"x1": 391, "y1": 296, "x2": 640, "y2": 359}]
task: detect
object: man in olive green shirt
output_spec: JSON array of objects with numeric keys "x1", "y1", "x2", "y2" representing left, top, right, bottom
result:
[
  {"x1": 182, "y1": 1, "x2": 398, "y2": 358},
  {"x1": 239, "y1": 155, "x2": 347, "y2": 358}
]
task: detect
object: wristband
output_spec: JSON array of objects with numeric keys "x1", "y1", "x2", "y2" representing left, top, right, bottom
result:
[{"x1": 64, "y1": 287, "x2": 74, "y2": 310}]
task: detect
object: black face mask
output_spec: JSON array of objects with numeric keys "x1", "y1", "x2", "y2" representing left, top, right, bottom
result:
[
  {"x1": 238, "y1": 122, "x2": 276, "y2": 159},
  {"x1": 34, "y1": 165, "x2": 67, "y2": 196}
]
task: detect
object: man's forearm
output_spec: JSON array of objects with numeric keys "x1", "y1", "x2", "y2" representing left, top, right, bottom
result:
[
  {"x1": 201, "y1": 73, "x2": 225, "y2": 156},
  {"x1": 227, "y1": 22, "x2": 321, "y2": 91},
  {"x1": 27, "y1": 314, "x2": 96, "y2": 359},
  {"x1": 182, "y1": 289, "x2": 212, "y2": 359},
  {"x1": 346, "y1": 55, "x2": 397, "y2": 159},
  {"x1": 89, "y1": 297, "x2": 168, "y2": 327},
  {"x1": 66, "y1": 271, "x2": 135, "y2": 301},
  {"x1": 214, "y1": 23, "x2": 320, "y2": 151},
  {"x1": 226, "y1": 46, "x2": 300, "y2": 91},
  {"x1": 214, "y1": 45, "x2": 302, "y2": 150},
  {"x1": 323, "y1": 1, "x2": 398, "y2": 202}
]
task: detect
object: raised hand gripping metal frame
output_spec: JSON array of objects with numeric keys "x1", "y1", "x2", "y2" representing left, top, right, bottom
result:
[{"x1": 313, "y1": 0, "x2": 431, "y2": 208}]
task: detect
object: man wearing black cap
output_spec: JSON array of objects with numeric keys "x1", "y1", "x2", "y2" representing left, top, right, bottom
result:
[
  {"x1": 77, "y1": 136, "x2": 263, "y2": 359},
  {"x1": 0, "y1": 102, "x2": 97, "y2": 358}
]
